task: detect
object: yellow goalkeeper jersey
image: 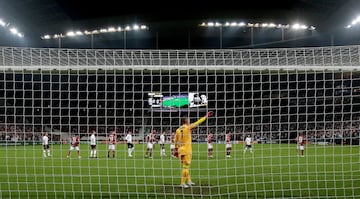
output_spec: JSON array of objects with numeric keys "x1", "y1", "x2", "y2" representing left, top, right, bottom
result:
[{"x1": 175, "y1": 116, "x2": 207, "y2": 153}]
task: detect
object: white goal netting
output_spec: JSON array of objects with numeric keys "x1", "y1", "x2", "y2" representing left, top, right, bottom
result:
[{"x1": 0, "y1": 46, "x2": 359, "y2": 198}]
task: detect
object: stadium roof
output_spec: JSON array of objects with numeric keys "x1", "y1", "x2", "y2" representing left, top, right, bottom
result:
[{"x1": 0, "y1": 0, "x2": 359, "y2": 48}]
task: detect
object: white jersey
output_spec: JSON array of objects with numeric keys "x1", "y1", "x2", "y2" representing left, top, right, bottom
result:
[
  {"x1": 90, "y1": 134, "x2": 96, "y2": 145},
  {"x1": 42, "y1": 136, "x2": 49, "y2": 145},
  {"x1": 297, "y1": 136, "x2": 304, "y2": 145},
  {"x1": 159, "y1": 134, "x2": 165, "y2": 144},
  {"x1": 245, "y1": 137, "x2": 252, "y2": 145},
  {"x1": 125, "y1": 134, "x2": 132, "y2": 143}
]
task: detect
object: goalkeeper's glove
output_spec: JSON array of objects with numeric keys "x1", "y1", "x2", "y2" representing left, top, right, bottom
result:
[
  {"x1": 173, "y1": 147, "x2": 179, "y2": 158},
  {"x1": 207, "y1": 111, "x2": 214, "y2": 117}
]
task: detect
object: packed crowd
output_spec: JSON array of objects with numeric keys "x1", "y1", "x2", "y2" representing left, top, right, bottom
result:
[
  {"x1": 0, "y1": 125, "x2": 43, "y2": 141},
  {"x1": 0, "y1": 120, "x2": 358, "y2": 144}
]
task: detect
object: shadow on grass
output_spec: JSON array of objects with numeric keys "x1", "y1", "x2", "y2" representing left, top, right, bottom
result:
[{"x1": 156, "y1": 184, "x2": 218, "y2": 196}]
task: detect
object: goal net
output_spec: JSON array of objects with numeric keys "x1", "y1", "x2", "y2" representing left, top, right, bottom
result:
[{"x1": 0, "y1": 47, "x2": 359, "y2": 198}]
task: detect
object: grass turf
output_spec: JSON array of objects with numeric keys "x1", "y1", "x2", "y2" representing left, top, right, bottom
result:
[{"x1": 0, "y1": 143, "x2": 359, "y2": 198}]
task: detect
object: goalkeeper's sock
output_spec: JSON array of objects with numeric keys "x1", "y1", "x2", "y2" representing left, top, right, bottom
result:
[
  {"x1": 43, "y1": 150, "x2": 46, "y2": 157},
  {"x1": 94, "y1": 150, "x2": 97, "y2": 157},
  {"x1": 187, "y1": 171, "x2": 191, "y2": 184},
  {"x1": 90, "y1": 150, "x2": 93, "y2": 157},
  {"x1": 47, "y1": 150, "x2": 51, "y2": 156},
  {"x1": 181, "y1": 168, "x2": 189, "y2": 185}
]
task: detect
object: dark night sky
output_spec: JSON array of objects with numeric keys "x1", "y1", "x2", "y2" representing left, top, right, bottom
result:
[{"x1": 54, "y1": 0, "x2": 298, "y2": 21}]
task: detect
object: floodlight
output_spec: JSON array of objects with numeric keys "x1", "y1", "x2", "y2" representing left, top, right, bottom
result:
[
  {"x1": 100, "y1": 29, "x2": 107, "y2": 33},
  {"x1": 17, "y1": 33, "x2": 23, "y2": 37},
  {"x1": 269, "y1": 23, "x2": 276, "y2": 28},
  {"x1": 346, "y1": 25, "x2": 352, "y2": 29},
  {"x1": 125, "y1": 26, "x2": 131, "y2": 31},
  {"x1": 84, "y1": 30, "x2": 92, "y2": 35},
  {"x1": 133, "y1": 25, "x2": 140, "y2": 30},
  {"x1": 215, "y1": 22, "x2": 222, "y2": 27},
  {"x1": 66, "y1": 31, "x2": 75, "y2": 36},
  {"x1": 10, "y1": 28, "x2": 18, "y2": 34},
  {"x1": 230, "y1": 22, "x2": 237, "y2": 27},
  {"x1": 224, "y1": 22, "x2": 230, "y2": 26},
  {"x1": 92, "y1": 30, "x2": 99, "y2": 34},
  {"x1": 238, "y1": 22, "x2": 246, "y2": 27},
  {"x1": 207, "y1": 22, "x2": 214, "y2": 27},
  {"x1": 200, "y1": 22, "x2": 206, "y2": 27},
  {"x1": 140, "y1": 25, "x2": 147, "y2": 30},
  {"x1": 292, "y1": 24, "x2": 300, "y2": 29},
  {"x1": 108, "y1": 27, "x2": 116, "y2": 32},
  {"x1": 0, "y1": 19, "x2": 5, "y2": 27},
  {"x1": 75, "y1": 31, "x2": 83, "y2": 35},
  {"x1": 42, "y1": 35, "x2": 51, "y2": 39}
]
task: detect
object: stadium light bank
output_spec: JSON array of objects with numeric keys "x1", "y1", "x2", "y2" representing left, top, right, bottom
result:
[
  {"x1": 345, "y1": 16, "x2": 360, "y2": 28},
  {"x1": 0, "y1": 18, "x2": 24, "y2": 38},
  {"x1": 199, "y1": 21, "x2": 315, "y2": 48},
  {"x1": 199, "y1": 21, "x2": 316, "y2": 30},
  {"x1": 40, "y1": 24, "x2": 148, "y2": 40}
]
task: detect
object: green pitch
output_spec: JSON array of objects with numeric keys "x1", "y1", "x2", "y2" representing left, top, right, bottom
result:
[{"x1": 0, "y1": 144, "x2": 359, "y2": 198}]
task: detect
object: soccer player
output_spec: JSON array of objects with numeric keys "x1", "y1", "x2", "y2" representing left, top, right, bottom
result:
[
  {"x1": 107, "y1": 131, "x2": 117, "y2": 158},
  {"x1": 170, "y1": 132, "x2": 176, "y2": 158},
  {"x1": 243, "y1": 134, "x2": 253, "y2": 154},
  {"x1": 89, "y1": 130, "x2": 97, "y2": 158},
  {"x1": 207, "y1": 132, "x2": 214, "y2": 158},
  {"x1": 42, "y1": 132, "x2": 51, "y2": 157},
  {"x1": 174, "y1": 111, "x2": 213, "y2": 188},
  {"x1": 145, "y1": 130, "x2": 155, "y2": 158},
  {"x1": 159, "y1": 131, "x2": 166, "y2": 157},
  {"x1": 296, "y1": 132, "x2": 305, "y2": 157},
  {"x1": 226, "y1": 131, "x2": 232, "y2": 158},
  {"x1": 67, "y1": 134, "x2": 81, "y2": 158},
  {"x1": 125, "y1": 131, "x2": 134, "y2": 157}
]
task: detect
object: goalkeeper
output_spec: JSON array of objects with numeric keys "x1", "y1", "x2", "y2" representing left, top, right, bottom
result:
[{"x1": 174, "y1": 111, "x2": 213, "y2": 188}]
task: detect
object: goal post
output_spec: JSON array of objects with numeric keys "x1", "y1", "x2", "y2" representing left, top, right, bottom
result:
[{"x1": 0, "y1": 46, "x2": 359, "y2": 198}]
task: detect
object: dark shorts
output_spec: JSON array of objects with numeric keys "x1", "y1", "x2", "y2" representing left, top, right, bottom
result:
[
  {"x1": 246, "y1": 145, "x2": 252, "y2": 148},
  {"x1": 91, "y1": 145, "x2": 96, "y2": 149},
  {"x1": 160, "y1": 144, "x2": 165, "y2": 149},
  {"x1": 127, "y1": 143, "x2": 134, "y2": 148},
  {"x1": 43, "y1": 145, "x2": 49, "y2": 150}
]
